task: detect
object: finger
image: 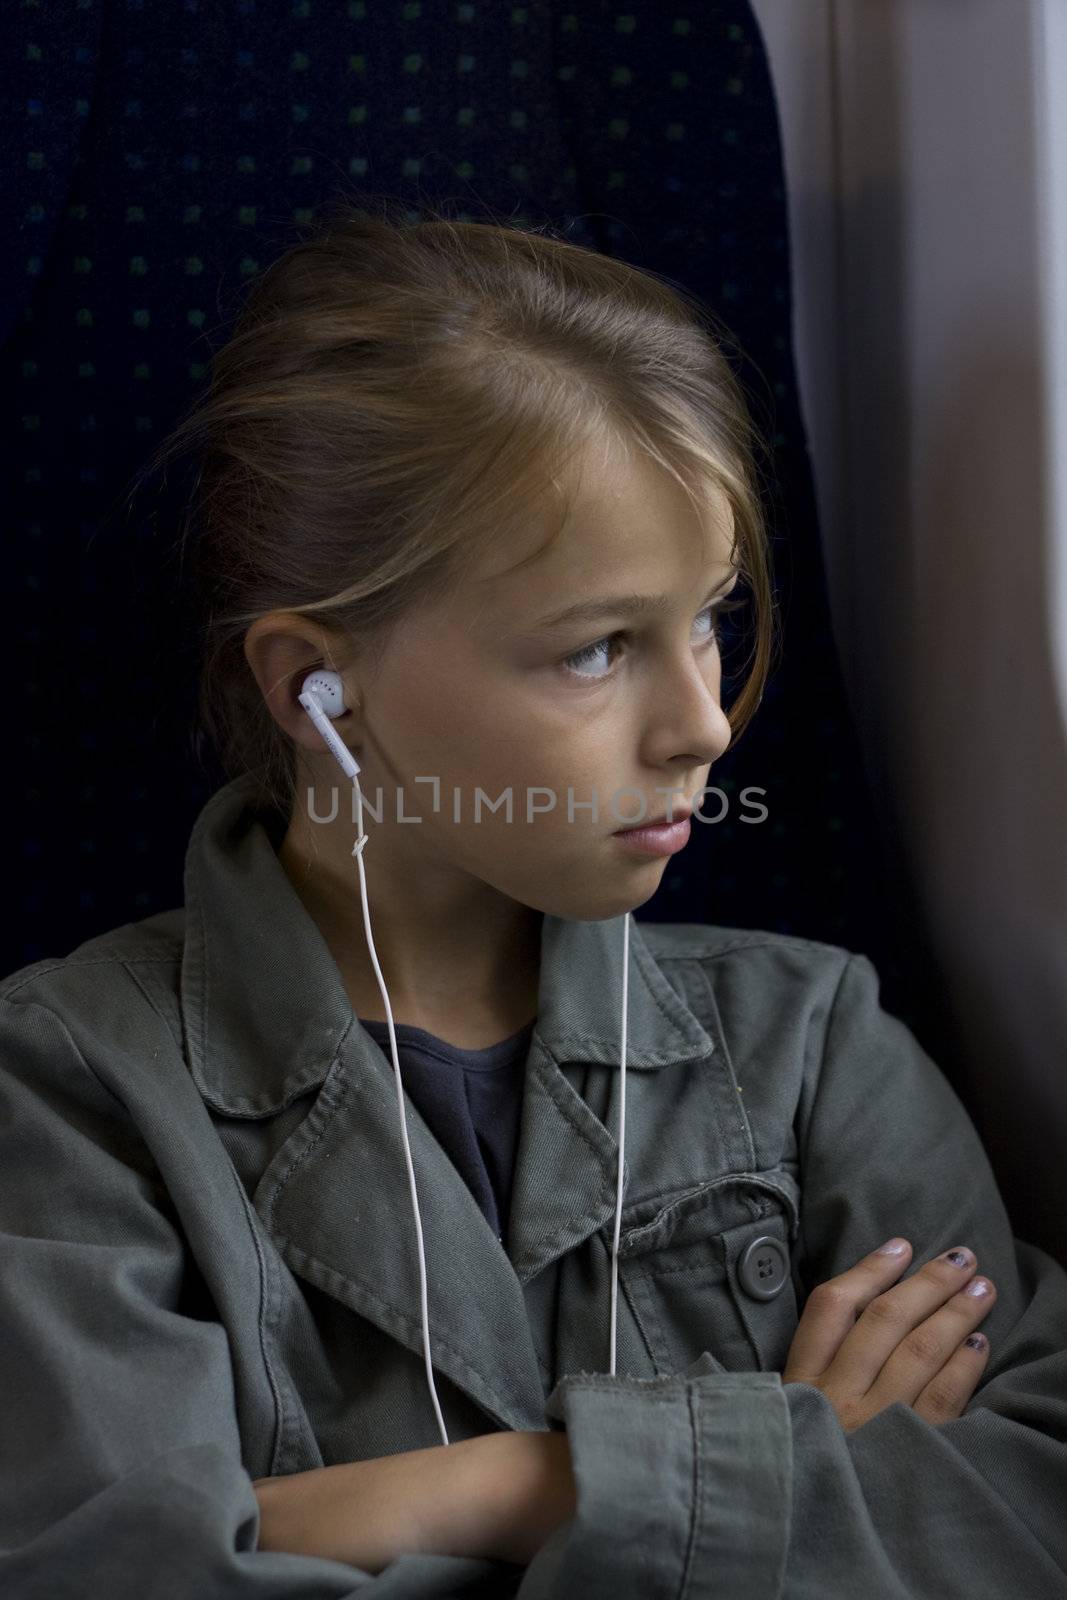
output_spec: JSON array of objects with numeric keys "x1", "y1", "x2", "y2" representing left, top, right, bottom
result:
[
  {"x1": 783, "y1": 1239, "x2": 914, "y2": 1384},
  {"x1": 828, "y1": 1245, "x2": 983, "y2": 1393},
  {"x1": 869, "y1": 1277, "x2": 998, "y2": 1413},
  {"x1": 909, "y1": 1326, "x2": 993, "y2": 1425}
]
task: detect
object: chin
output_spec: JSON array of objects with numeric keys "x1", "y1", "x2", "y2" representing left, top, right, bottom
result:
[{"x1": 546, "y1": 877, "x2": 665, "y2": 924}]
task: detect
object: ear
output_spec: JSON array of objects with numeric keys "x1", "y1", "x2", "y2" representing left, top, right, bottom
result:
[{"x1": 244, "y1": 615, "x2": 361, "y2": 756}]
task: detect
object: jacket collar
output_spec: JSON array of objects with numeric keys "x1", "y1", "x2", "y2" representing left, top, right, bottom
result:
[{"x1": 181, "y1": 774, "x2": 714, "y2": 1117}]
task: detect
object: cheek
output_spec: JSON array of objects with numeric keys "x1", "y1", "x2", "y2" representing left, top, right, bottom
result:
[
  {"x1": 385, "y1": 670, "x2": 541, "y2": 809},
  {"x1": 500, "y1": 712, "x2": 624, "y2": 834},
  {"x1": 392, "y1": 654, "x2": 623, "y2": 823}
]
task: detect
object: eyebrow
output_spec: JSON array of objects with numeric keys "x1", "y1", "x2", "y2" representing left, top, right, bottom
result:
[{"x1": 529, "y1": 566, "x2": 742, "y2": 632}]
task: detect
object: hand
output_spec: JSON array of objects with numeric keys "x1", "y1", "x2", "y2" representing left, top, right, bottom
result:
[{"x1": 782, "y1": 1239, "x2": 996, "y2": 1432}]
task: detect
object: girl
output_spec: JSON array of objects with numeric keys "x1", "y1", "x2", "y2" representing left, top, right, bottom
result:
[{"x1": 2, "y1": 201, "x2": 1066, "y2": 1599}]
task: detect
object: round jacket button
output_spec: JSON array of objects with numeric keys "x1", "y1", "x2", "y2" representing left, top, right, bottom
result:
[{"x1": 737, "y1": 1234, "x2": 790, "y2": 1301}]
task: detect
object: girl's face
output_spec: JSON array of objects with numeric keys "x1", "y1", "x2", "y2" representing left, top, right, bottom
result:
[{"x1": 338, "y1": 442, "x2": 737, "y2": 923}]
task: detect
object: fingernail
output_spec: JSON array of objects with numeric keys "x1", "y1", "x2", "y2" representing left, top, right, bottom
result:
[
  {"x1": 944, "y1": 1248, "x2": 974, "y2": 1268},
  {"x1": 964, "y1": 1332, "x2": 987, "y2": 1351},
  {"x1": 875, "y1": 1237, "x2": 910, "y2": 1255}
]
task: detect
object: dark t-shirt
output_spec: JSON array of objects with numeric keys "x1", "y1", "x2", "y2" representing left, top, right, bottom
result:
[{"x1": 357, "y1": 1016, "x2": 535, "y2": 1246}]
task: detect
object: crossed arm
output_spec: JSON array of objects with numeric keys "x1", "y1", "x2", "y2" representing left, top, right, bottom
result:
[{"x1": 252, "y1": 1428, "x2": 577, "y2": 1574}]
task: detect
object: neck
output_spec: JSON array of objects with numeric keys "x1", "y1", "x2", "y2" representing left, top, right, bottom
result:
[{"x1": 275, "y1": 816, "x2": 544, "y2": 1047}]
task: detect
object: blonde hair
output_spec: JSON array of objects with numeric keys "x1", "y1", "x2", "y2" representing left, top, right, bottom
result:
[{"x1": 134, "y1": 194, "x2": 780, "y2": 820}]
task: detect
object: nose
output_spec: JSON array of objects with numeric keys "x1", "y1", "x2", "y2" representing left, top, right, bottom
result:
[{"x1": 646, "y1": 652, "x2": 732, "y2": 768}]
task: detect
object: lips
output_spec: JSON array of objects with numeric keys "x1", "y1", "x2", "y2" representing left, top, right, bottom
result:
[{"x1": 615, "y1": 804, "x2": 693, "y2": 833}]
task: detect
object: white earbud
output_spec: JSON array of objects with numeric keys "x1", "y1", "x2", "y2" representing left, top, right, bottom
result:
[
  {"x1": 300, "y1": 669, "x2": 346, "y2": 719},
  {"x1": 298, "y1": 670, "x2": 361, "y2": 780}
]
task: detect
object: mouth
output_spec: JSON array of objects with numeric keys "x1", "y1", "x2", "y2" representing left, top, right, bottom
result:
[{"x1": 613, "y1": 803, "x2": 694, "y2": 834}]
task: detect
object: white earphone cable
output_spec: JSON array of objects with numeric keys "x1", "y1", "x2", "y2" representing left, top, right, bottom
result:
[
  {"x1": 349, "y1": 772, "x2": 450, "y2": 1447},
  {"x1": 298, "y1": 676, "x2": 629, "y2": 1446},
  {"x1": 610, "y1": 911, "x2": 629, "y2": 1378}
]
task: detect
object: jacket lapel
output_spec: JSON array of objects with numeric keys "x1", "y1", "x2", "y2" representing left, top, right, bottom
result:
[
  {"x1": 504, "y1": 911, "x2": 717, "y2": 1283},
  {"x1": 180, "y1": 776, "x2": 717, "y2": 1431}
]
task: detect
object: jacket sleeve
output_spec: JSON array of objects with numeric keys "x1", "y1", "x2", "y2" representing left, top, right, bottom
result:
[
  {"x1": 0, "y1": 993, "x2": 532, "y2": 1599},
  {"x1": 524, "y1": 951, "x2": 1067, "y2": 1600}
]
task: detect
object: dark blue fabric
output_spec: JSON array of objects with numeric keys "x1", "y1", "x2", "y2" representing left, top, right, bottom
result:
[
  {"x1": 3, "y1": 0, "x2": 951, "y2": 1123},
  {"x1": 357, "y1": 1016, "x2": 534, "y2": 1246}
]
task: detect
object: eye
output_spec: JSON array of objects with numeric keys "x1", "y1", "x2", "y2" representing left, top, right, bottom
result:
[
  {"x1": 561, "y1": 631, "x2": 628, "y2": 681},
  {"x1": 561, "y1": 594, "x2": 748, "y2": 683}
]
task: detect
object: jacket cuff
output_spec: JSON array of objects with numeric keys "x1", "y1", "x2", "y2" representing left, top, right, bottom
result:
[{"x1": 537, "y1": 1368, "x2": 791, "y2": 1600}]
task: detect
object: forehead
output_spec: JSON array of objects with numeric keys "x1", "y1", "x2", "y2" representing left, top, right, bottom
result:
[{"x1": 467, "y1": 442, "x2": 736, "y2": 612}]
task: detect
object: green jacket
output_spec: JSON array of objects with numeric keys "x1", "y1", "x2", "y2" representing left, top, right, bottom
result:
[{"x1": 2, "y1": 773, "x2": 1066, "y2": 1598}]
